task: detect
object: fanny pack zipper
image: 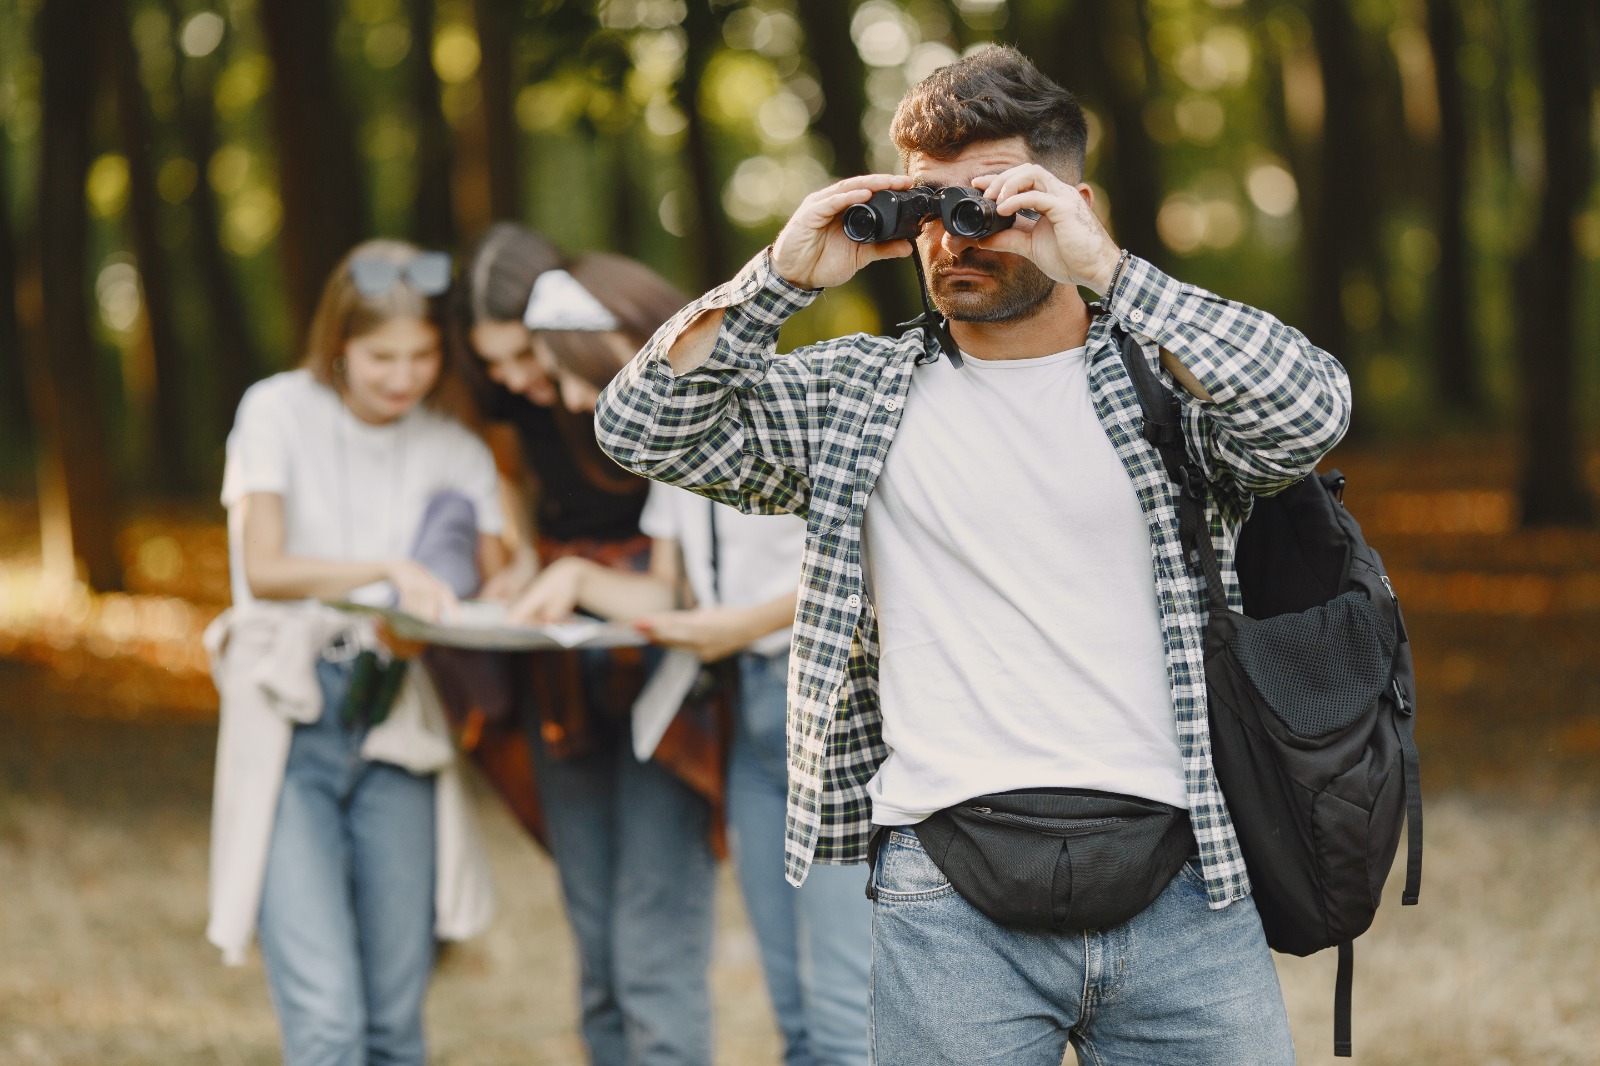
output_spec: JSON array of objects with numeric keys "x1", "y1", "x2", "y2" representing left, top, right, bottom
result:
[{"x1": 967, "y1": 807, "x2": 1124, "y2": 834}]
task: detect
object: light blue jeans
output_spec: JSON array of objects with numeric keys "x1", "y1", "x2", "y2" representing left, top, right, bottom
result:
[
  {"x1": 258, "y1": 656, "x2": 438, "y2": 1066},
  {"x1": 728, "y1": 652, "x2": 872, "y2": 1066},
  {"x1": 868, "y1": 827, "x2": 1294, "y2": 1066},
  {"x1": 530, "y1": 648, "x2": 718, "y2": 1066}
]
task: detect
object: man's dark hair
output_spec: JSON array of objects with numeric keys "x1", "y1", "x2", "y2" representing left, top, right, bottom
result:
[{"x1": 890, "y1": 46, "x2": 1088, "y2": 180}]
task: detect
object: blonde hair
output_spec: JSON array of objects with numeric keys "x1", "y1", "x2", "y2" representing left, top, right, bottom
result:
[{"x1": 302, "y1": 239, "x2": 447, "y2": 393}]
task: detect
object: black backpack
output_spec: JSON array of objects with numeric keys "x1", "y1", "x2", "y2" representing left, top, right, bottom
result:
[{"x1": 1115, "y1": 330, "x2": 1423, "y2": 1058}]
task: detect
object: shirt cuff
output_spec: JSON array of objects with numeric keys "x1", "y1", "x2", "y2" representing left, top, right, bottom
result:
[{"x1": 1102, "y1": 254, "x2": 1241, "y2": 406}]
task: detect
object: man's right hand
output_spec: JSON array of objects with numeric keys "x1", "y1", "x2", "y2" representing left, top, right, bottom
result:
[{"x1": 771, "y1": 174, "x2": 918, "y2": 290}]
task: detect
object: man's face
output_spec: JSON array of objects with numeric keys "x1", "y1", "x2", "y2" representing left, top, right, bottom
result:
[{"x1": 906, "y1": 136, "x2": 1058, "y2": 324}]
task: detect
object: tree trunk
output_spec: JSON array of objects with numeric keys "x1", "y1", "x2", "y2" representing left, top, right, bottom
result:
[
  {"x1": 1424, "y1": 0, "x2": 1481, "y2": 415},
  {"x1": 0, "y1": 119, "x2": 30, "y2": 474},
  {"x1": 258, "y1": 0, "x2": 369, "y2": 350},
  {"x1": 1516, "y1": 0, "x2": 1595, "y2": 526},
  {"x1": 475, "y1": 0, "x2": 522, "y2": 221},
  {"x1": 32, "y1": 0, "x2": 122, "y2": 590},
  {"x1": 406, "y1": 0, "x2": 456, "y2": 247},
  {"x1": 1304, "y1": 0, "x2": 1377, "y2": 418},
  {"x1": 162, "y1": 0, "x2": 261, "y2": 423},
  {"x1": 609, "y1": 131, "x2": 639, "y2": 259},
  {"x1": 678, "y1": 0, "x2": 737, "y2": 291},
  {"x1": 793, "y1": 0, "x2": 914, "y2": 328},
  {"x1": 111, "y1": 3, "x2": 191, "y2": 495},
  {"x1": 1063, "y1": 0, "x2": 1164, "y2": 267}
]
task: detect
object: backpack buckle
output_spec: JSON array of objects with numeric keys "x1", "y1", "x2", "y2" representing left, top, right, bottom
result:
[
  {"x1": 1177, "y1": 462, "x2": 1206, "y2": 500},
  {"x1": 1141, "y1": 418, "x2": 1180, "y2": 447}
]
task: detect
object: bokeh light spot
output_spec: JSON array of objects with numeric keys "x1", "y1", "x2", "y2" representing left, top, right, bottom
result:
[
  {"x1": 223, "y1": 186, "x2": 282, "y2": 257},
  {"x1": 157, "y1": 157, "x2": 198, "y2": 205},
  {"x1": 365, "y1": 22, "x2": 411, "y2": 69},
  {"x1": 1173, "y1": 95, "x2": 1226, "y2": 144},
  {"x1": 179, "y1": 12, "x2": 225, "y2": 58},
  {"x1": 1246, "y1": 163, "x2": 1298, "y2": 216},
  {"x1": 208, "y1": 144, "x2": 252, "y2": 196},
  {"x1": 96, "y1": 259, "x2": 143, "y2": 333},
  {"x1": 86, "y1": 154, "x2": 131, "y2": 219},
  {"x1": 433, "y1": 24, "x2": 480, "y2": 84}
]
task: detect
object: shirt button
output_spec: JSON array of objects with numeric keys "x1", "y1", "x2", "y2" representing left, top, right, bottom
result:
[
  {"x1": 884, "y1": 398, "x2": 898, "y2": 411},
  {"x1": 846, "y1": 593, "x2": 862, "y2": 609},
  {"x1": 1130, "y1": 308, "x2": 1146, "y2": 324}
]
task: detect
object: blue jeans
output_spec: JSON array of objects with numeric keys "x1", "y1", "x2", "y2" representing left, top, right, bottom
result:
[
  {"x1": 530, "y1": 651, "x2": 717, "y2": 1066},
  {"x1": 868, "y1": 828, "x2": 1294, "y2": 1066},
  {"x1": 258, "y1": 657, "x2": 438, "y2": 1066},
  {"x1": 728, "y1": 652, "x2": 872, "y2": 1066}
]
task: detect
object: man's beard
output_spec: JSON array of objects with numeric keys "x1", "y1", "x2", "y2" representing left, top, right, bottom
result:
[{"x1": 926, "y1": 248, "x2": 1057, "y2": 323}]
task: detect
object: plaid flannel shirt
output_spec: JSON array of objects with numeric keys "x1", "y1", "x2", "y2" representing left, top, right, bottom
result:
[{"x1": 596, "y1": 248, "x2": 1351, "y2": 907}]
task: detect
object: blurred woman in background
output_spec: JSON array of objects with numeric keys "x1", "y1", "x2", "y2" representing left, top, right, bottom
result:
[
  {"x1": 209, "y1": 238, "x2": 499, "y2": 1065},
  {"x1": 458, "y1": 230, "x2": 719, "y2": 1066},
  {"x1": 514, "y1": 252, "x2": 874, "y2": 1066}
]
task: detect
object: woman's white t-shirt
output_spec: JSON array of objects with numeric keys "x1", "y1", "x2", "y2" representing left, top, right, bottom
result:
[
  {"x1": 221, "y1": 369, "x2": 504, "y2": 607},
  {"x1": 637, "y1": 482, "x2": 805, "y2": 657}
]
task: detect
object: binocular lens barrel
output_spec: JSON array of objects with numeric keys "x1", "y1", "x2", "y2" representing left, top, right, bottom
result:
[
  {"x1": 946, "y1": 197, "x2": 995, "y2": 239},
  {"x1": 842, "y1": 205, "x2": 884, "y2": 243},
  {"x1": 842, "y1": 185, "x2": 1019, "y2": 243}
]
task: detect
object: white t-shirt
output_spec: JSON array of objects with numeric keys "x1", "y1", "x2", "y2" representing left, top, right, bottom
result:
[
  {"x1": 221, "y1": 369, "x2": 504, "y2": 607},
  {"x1": 638, "y1": 482, "x2": 806, "y2": 657},
  {"x1": 861, "y1": 346, "x2": 1187, "y2": 825}
]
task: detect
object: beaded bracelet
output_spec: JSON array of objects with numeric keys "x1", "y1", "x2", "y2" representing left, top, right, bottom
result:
[{"x1": 1103, "y1": 247, "x2": 1132, "y2": 304}]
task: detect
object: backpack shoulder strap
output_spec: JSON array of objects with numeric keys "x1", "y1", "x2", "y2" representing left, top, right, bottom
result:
[{"x1": 1111, "y1": 327, "x2": 1227, "y2": 614}]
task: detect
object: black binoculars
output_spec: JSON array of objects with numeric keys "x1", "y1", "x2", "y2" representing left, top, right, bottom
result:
[{"x1": 842, "y1": 184, "x2": 1033, "y2": 244}]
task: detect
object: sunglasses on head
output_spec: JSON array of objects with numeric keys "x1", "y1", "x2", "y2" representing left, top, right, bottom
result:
[{"x1": 348, "y1": 250, "x2": 453, "y2": 298}]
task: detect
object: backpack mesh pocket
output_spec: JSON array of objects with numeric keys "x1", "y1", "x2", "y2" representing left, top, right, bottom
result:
[{"x1": 1227, "y1": 592, "x2": 1396, "y2": 739}]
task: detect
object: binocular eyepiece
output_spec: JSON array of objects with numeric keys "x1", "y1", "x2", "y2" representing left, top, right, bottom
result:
[{"x1": 842, "y1": 184, "x2": 1031, "y2": 244}]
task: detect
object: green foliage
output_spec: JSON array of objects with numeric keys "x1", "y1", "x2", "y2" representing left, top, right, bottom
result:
[{"x1": 1, "y1": 0, "x2": 1596, "y2": 499}]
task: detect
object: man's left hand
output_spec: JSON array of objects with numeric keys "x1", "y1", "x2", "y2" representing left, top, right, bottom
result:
[{"x1": 971, "y1": 164, "x2": 1124, "y2": 294}]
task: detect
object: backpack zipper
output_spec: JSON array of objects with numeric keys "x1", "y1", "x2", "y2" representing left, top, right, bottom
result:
[{"x1": 1379, "y1": 573, "x2": 1409, "y2": 644}]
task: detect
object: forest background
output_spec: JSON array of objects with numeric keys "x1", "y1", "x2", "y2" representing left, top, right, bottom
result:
[
  {"x1": 0, "y1": 0, "x2": 1598, "y2": 1063},
  {"x1": 1, "y1": 0, "x2": 1598, "y2": 568}
]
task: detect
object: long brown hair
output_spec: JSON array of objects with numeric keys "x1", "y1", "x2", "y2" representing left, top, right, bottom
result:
[
  {"x1": 451, "y1": 223, "x2": 565, "y2": 415},
  {"x1": 536, "y1": 253, "x2": 688, "y2": 391},
  {"x1": 531, "y1": 254, "x2": 686, "y2": 495},
  {"x1": 303, "y1": 239, "x2": 448, "y2": 400}
]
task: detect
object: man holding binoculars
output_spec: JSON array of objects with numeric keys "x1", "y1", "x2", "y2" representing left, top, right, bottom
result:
[{"x1": 597, "y1": 45, "x2": 1350, "y2": 1064}]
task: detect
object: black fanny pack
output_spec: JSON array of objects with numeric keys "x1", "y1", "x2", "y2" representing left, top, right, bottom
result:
[{"x1": 904, "y1": 788, "x2": 1195, "y2": 933}]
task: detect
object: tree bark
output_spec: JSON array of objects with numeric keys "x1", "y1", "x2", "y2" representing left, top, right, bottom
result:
[
  {"x1": 678, "y1": 0, "x2": 738, "y2": 291},
  {"x1": 793, "y1": 0, "x2": 914, "y2": 328},
  {"x1": 1304, "y1": 0, "x2": 1378, "y2": 420},
  {"x1": 406, "y1": 0, "x2": 456, "y2": 247},
  {"x1": 1024, "y1": 1, "x2": 1164, "y2": 265},
  {"x1": 258, "y1": 0, "x2": 369, "y2": 350},
  {"x1": 162, "y1": 0, "x2": 261, "y2": 423},
  {"x1": 111, "y1": 3, "x2": 191, "y2": 494},
  {"x1": 0, "y1": 118, "x2": 30, "y2": 473},
  {"x1": 32, "y1": 0, "x2": 122, "y2": 589},
  {"x1": 609, "y1": 131, "x2": 639, "y2": 259},
  {"x1": 1516, "y1": 0, "x2": 1595, "y2": 526},
  {"x1": 1424, "y1": 0, "x2": 1481, "y2": 415},
  {"x1": 475, "y1": 0, "x2": 522, "y2": 221}
]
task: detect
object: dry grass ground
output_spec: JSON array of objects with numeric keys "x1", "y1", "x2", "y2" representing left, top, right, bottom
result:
[
  {"x1": 2, "y1": 437, "x2": 1599, "y2": 1064},
  {"x1": 2, "y1": 657, "x2": 1597, "y2": 1066}
]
